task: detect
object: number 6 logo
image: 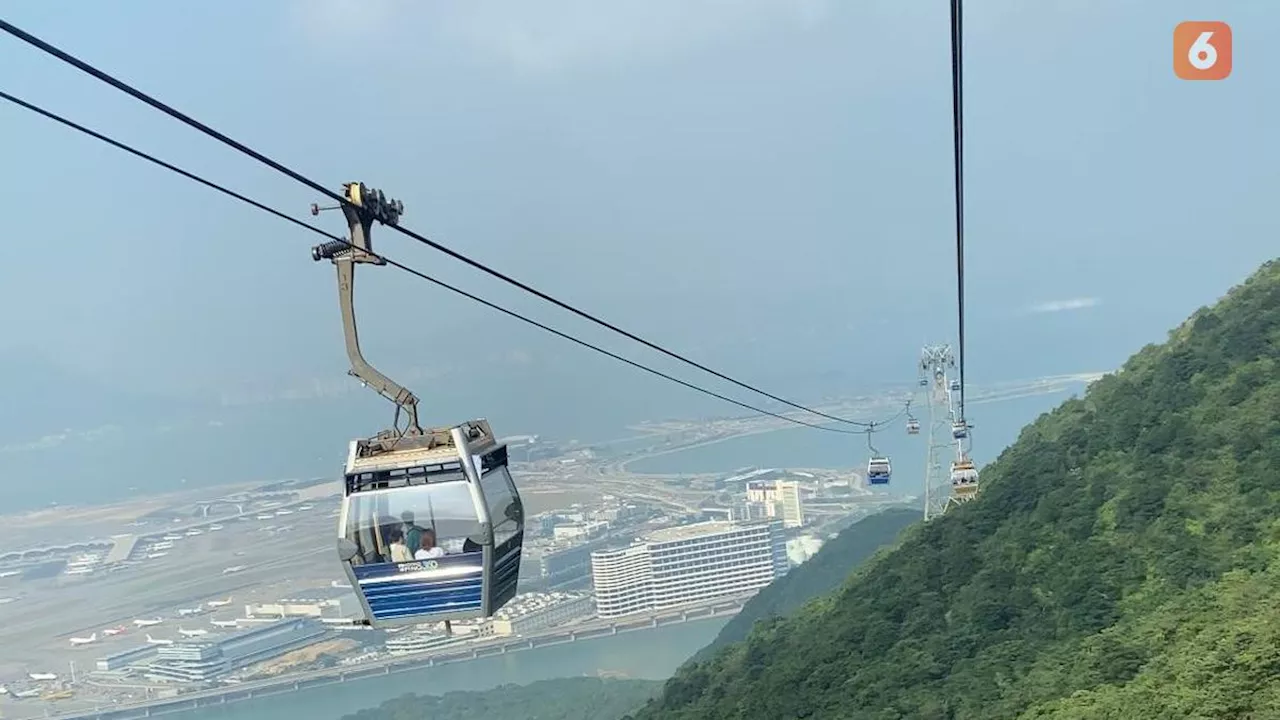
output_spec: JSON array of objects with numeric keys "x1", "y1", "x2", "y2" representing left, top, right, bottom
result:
[{"x1": 1174, "y1": 22, "x2": 1232, "y2": 80}]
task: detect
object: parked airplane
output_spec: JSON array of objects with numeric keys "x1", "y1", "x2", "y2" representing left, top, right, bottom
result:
[
  {"x1": 221, "y1": 566, "x2": 246, "y2": 575},
  {"x1": 133, "y1": 617, "x2": 163, "y2": 627},
  {"x1": 208, "y1": 524, "x2": 225, "y2": 531},
  {"x1": 210, "y1": 619, "x2": 238, "y2": 628},
  {"x1": 68, "y1": 633, "x2": 97, "y2": 646},
  {"x1": 145, "y1": 634, "x2": 173, "y2": 646},
  {"x1": 177, "y1": 605, "x2": 204, "y2": 617},
  {"x1": 206, "y1": 597, "x2": 232, "y2": 607},
  {"x1": 13, "y1": 688, "x2": 41, "y2": 699},
  {"x1": 178, "y1": 627, "x2": 208, "y2": 638},
  {"x1": 102, "y1": 626, "x2": 127, "y2": 636},
  {"x1": 27, "y1": 673, "x2": 57, "y2": 681}
]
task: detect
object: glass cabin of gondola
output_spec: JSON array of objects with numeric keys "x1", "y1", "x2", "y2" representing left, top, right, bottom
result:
[
  {"x1": 952, "y1": 420, "x2": 968, "y2": 440},
  {"x1": 336, "y1": 419, "x2": 524, "y2": 628},
  {"x1": 906, "y1": 419, "x2": 921, "y2": 435},
  {"x1": 867, "y1": 456, "x2": 892, "y2": 485},
  {"x1": 949, "y1": 379, "x2": 961, "y2": 391}
]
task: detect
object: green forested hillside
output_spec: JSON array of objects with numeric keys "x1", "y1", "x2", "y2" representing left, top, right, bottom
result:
[
  {"x1": 696, "y1": 507, "x2": 919, "y2": 660},
  {"x1": 630, "y1": 259, "x2": 1280, "y2": 720},
  {"x1": 342, "y1": 676, "x2": 661, "y2": 720}
]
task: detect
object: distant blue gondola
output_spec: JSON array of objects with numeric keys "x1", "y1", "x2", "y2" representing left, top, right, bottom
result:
[{"x1": 952, "y1": 420, "x2": 968, "y2": 440}]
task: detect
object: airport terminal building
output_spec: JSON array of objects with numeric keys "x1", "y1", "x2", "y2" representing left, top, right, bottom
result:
[
  {"x1": 144, "y1": 619, "x2": 326, "y2": 683},
  {"x1": 591, "y1": 520, "x2": 787, "y2": 619}
]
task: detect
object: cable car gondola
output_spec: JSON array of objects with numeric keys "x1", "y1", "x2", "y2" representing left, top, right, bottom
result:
[
  {"x1": 315, "y1": 183, "x2": 524, "y2": 628},
  {"x1": 864, "y1": 429, "x2": 892, "y2": 485},
  {"x1": 867, "y1": 456, "x2": 892, "y2": 485},
  {"x1": 906, "y1": 419, "x2": 920, "y2": 435},
  {"x1": 950, "y1": 457, "x2": 979, "y2": 500},
  {"x1": 949, "y1": 379, "x2": 961, "y2": 392},
  {"x1": 952, "y1": 420, "x2": 968, "y2": 440}
]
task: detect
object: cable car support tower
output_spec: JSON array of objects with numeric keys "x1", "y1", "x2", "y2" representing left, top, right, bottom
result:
[
  {"x1": 919, "y1": 345, "x2": 957, "y2": 520},
  {"x1": 916, "y1": 343, "x2": 980, "y2": 520}
]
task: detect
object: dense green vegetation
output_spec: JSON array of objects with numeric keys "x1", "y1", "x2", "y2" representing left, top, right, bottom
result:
[
  {"x1": 696, "y1": 507, "x2": 920, "y2": 660},
  {"x1": 342, "y1": 676, "x2": 661, "y2": 720},
  {"x1": 629, "y1": 259, "x2": 1280, "y2": 719}
]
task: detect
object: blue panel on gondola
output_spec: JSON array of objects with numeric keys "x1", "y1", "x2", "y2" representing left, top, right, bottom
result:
[
  {"x1": 867, "y1": 474, "x2": 891, "y2": 485},
  {"x1": 353, "y1": 552, "x2": 485, "y2": 620}
]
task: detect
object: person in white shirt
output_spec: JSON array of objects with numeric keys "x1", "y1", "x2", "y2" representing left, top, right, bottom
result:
[{"x1": 414, "y1": 528, "x2": 446, "y2": 560}]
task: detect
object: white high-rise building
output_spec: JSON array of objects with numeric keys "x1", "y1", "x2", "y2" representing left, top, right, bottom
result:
[
  {"x1": 775, "y1": 480, "x2": 805, "y2": 528},
  {"x1": 591, "y1": 520, "x2": 787, "y2": 619}
]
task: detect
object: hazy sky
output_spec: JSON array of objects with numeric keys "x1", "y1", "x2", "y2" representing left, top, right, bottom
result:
[{"x1": 1, "y1": 0, "x2": 1277, "y2": 415}]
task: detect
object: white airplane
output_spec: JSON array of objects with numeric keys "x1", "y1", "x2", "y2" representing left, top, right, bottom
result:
[
  {"x1": 133, "y1": 617, "x2": 163, "y2": 627},
  {"x1": 103, "y1": 625, "x2": 127, "y2": 636},
  {"x1": 27, "y1": 673, "x2": 57, "y2": 681},
  {"x1": 208, "y1": 524, "x2": 224, "y2": 531},
  {"x1": 222, "y1": 565, "x2": 246, "y2": 575},
  {"x1": 210, "y1": 619, "x2": 238, "y2": 628},
  {"x1": 69, "y1": 633, "x2": 97, "y2": 646},
  {"x1": 0, "y1": 570, "x2": 20, "y2": 578},
  {"x1": 298, "y1": 505, "x2": 313, "y2": 511},
  {"x1": 206, "y1": 597, "x2": 232, "y2": 607},
  {"x1": 178, "y1": 627, "x2": 208, "y2": 637},
  {"x1": 145, "y1": 634, "x2": 173, "y2": 646},
  {"x1": 13, "y1": 688, "x2": 41, "y2": 698},
  {"x1": 177, "y1": 604, "x2": 204, "y2": 617}
]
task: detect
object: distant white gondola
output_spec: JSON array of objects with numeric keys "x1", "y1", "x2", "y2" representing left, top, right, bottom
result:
[
  {"x1": 950, "y1": 379, "x2": 961, "y2": 392},
  {"x1": 866, "y1": 456, "x2": 892, "y2": 485},
  {"x1": 950, "y1": 457, "x2": 979, "y2": 499},
  {"x1": 906, "y1": 419, "x2": 921, "y2": 435}
]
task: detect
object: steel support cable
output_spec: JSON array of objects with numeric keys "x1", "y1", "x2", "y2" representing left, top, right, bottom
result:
[
  {"x1": 0, "y1": 89, "x2": 882, "y2": 435},
  {"x1": 0, "y1": 19, "x2": 882, "y2": 430},
  {"x1": 950, "y1": 0, "x2": 968, "y2": 420}
]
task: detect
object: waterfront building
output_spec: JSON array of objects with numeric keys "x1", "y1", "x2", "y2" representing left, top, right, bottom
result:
[
  {"x1": 490, "y1": 592, "x2": 594, "y2": 636},
  {"x1": 591, "y1": 520, "x2": 787, "y2": 619}
]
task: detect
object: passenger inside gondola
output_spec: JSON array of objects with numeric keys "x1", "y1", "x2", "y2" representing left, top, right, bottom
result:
[
  {"x1": 415, "y1": 529, "x2": 446, "y2": 559},
  {"x1": 386, "y1": 527, "x2": 413, "y2": 563},
  {"x1": 401, "y1": 510, "x2": 426, "y2": 555}
]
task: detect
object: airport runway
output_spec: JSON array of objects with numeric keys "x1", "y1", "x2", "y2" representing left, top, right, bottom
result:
[{"x1": 0, "y1": 500, "x2": 345, "y2": 677}]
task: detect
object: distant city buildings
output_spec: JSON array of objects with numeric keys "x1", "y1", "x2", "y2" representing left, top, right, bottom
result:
[
  {"x1": 590, "y1": 520, "x2": 788, "y2": 619},
  {"x1": 745, "y1": 480, "x2": 805, "y2": 528},
  {"x1": 775, "y1": 480, "x2": 805, "y2": 529}
]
